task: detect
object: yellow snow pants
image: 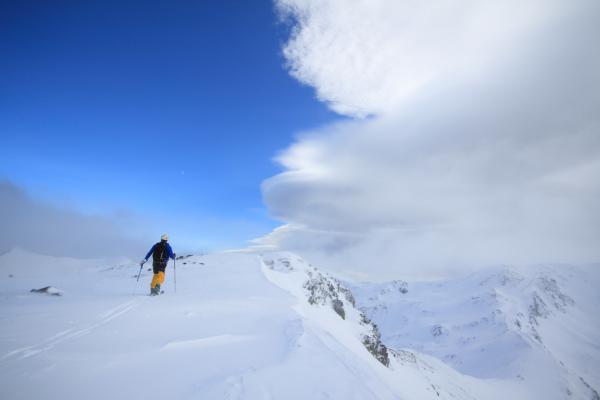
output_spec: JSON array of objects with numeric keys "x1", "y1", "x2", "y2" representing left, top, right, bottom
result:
[{"x1": 151, "y1": 271, "x2": 165, "y2": 289}]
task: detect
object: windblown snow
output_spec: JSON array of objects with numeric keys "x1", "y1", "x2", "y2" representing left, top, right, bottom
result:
[{"x1": 0, "y1": 248, "x2": 598, "y2": 399}]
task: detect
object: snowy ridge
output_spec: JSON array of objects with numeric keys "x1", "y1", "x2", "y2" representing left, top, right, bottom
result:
[
  {"x1": 349, "y1": 264, "x2": 600, "y2": 399},
  {"x1": 257, "y1": 253, "x2": 538, "y2": 400},
  {"x1": 260, "y1": 252, "x2": 390, "y2": 366}
]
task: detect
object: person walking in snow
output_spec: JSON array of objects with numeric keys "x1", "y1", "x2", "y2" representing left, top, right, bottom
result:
[{"x1": 141, "y1": 234, "x2": 176, "y2": 295}]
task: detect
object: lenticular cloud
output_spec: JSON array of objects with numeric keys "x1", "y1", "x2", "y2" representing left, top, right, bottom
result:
[
  {"x1": 260, "y1": 0, "x2": 600, "y2": 279},
  {"x1": 275, "y1": 0, "x2": 570, "y2": 118}
]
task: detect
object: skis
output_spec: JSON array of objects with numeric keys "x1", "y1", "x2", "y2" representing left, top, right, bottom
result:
[{"x1": 149, "y1": 290, "x2": 164, "y2": 296}]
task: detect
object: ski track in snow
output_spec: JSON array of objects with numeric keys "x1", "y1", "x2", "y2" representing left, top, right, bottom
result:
[{"x1": 2, "y1": 298, "x2": 141, "y2": 360}]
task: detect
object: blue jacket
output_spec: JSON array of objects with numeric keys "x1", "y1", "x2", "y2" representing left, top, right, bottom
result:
[{"x1": 145, "y1": 241, "x2": 175, "y2": 262}]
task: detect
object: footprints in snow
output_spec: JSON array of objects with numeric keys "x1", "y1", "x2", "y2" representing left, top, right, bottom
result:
[{"x1": 2, "y1": 299, "x2": 140, "y2": 360}]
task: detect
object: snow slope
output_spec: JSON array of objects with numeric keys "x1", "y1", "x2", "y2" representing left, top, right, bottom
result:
[
  {"x1": 0, "y1": 248, "x2": 598, "y2": 399},
  {"x1": 349, "y1": 264, "x2": 600, "y2": 399}
]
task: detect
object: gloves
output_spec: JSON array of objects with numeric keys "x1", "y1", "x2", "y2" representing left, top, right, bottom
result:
[
  {"x1": 173, "y1": 253, "x2": 177, "y2": 259},
  {"x1": 140, "y1": 259, "x2": 146, "y2": 267}
]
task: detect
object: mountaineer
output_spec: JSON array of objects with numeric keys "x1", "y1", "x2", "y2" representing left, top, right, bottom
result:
[{"x1": 141, "y1": 234, "x2": 175, "y2": 295}]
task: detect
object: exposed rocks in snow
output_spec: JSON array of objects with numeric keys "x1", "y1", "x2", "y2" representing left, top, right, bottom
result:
[
  {"x1": 535, "y1": 275, "x2": 575, "y2": 311},
  {"x1": 263, "y1": 254, "x2": 390, "y2": 367},
  {"x1": 390, "y1": 349, "x2": 417, "y2": 365},
  {"x1": 431, "y1": 324, "x2": 448, "y2": 337},
  {"x1": 529, "y1": 293, "x2": 550, "y2": 325},
  {"x1": 182, "y1": 261, "x2": 204, "y2": 265},
  {"x1": 579, "y1": 376, "x2": 600, "y2": 400},
  {"x1": 301, "y1": 263, "x2": 355, "y2": 321},
  {"x1": 304, "y1": 274, "x2": 338, "y2": 306},
  {"x1": 362, "y1": 280, "x2": 408, "y2": 302},
  {"x1": 338, "y1": 285, "x2": 356, "y2": 307},
  {"x1": 360, "y1": 314, "x2": 390, "y2": 367},
  {"x1": 331, "y1": 299, "x2": 345, "y2": 319},
  {"x1": 363, "y1": 333, "x2": 389, "y2": 366},
  {"x1": 265, "y1": 254, "x2": 348, "y2": 318},
  {"x1": 525, "y1": 274, "x2": 575, "y2": 343},
  {"x1": 527, "y1": 274, "x2": 574, "y2": 328},
  {"x1": 174, "y1": 255, "x2": 205, "y2": 266},
  {"x1": 362, "y1": 327, "x2": 390, "y2": 367},
  {"x1": 380, "y1": 280, "x2": 408, "y2": 294},
  {"x1": 263, "y1": 257, "x2": 293, "y2": 272},
  {"x1": 30, "y1": 286, "x2": 63, "y2": 296}
]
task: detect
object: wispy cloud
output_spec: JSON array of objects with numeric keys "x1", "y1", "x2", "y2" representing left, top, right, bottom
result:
[
  {"x1": 259, "y1": 0, "x2": 600, "y2": 279},
  {"x1": 0, "y1": 181, "x2": 147, "y2": 258}
]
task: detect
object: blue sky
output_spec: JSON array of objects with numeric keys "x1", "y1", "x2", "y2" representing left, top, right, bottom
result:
[{"x1": 0, "y1": 1, "x2": 338, "y2": 252}]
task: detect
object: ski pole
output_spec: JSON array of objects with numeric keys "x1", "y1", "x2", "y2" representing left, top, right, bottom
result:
[
  {"x1": 133, "y1": 263, "x2": 143, "y2": 295},
  {"x1": 173, "y1": 257, "x2": 177, "y2": 293}
]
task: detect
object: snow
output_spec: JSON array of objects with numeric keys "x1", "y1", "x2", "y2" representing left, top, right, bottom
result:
[
  {"x1": 348, "y1": 264, "x2": 600, "y2": 399},
  {"x1": 0, "y1": 248, "x2": 598, "y2": 399},
  {"x1": 162, "y1": 334, "x2": 255, "y2": 351}
]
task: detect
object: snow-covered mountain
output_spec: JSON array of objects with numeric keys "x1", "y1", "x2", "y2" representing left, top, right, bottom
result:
[
  {"x1": 0, "y1": 248, "x2": 598, "y2": 399},
  {"x1": 348, "y1": 264, "x2": 600, "y2": 399}
]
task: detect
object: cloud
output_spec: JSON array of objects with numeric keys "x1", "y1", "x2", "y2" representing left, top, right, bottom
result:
[
  {"x1": 276, "y1": 0, "x2": 573, "y2": 118},
  {"x1": 0, "y1": 181, "x2": 148, "y2": 258},
  {"x1": 259, "y1": 0, "x2": 600, "y2": 279}
]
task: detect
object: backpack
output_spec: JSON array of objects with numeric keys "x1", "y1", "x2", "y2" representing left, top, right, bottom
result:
[{"x1": 152, "y1": 241, "x2": 168, "y2": 264}]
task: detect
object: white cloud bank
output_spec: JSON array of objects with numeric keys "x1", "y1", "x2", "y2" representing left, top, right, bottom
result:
[{"x1": 258, "y1": 0, "x2": 600, "y2": 279}]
